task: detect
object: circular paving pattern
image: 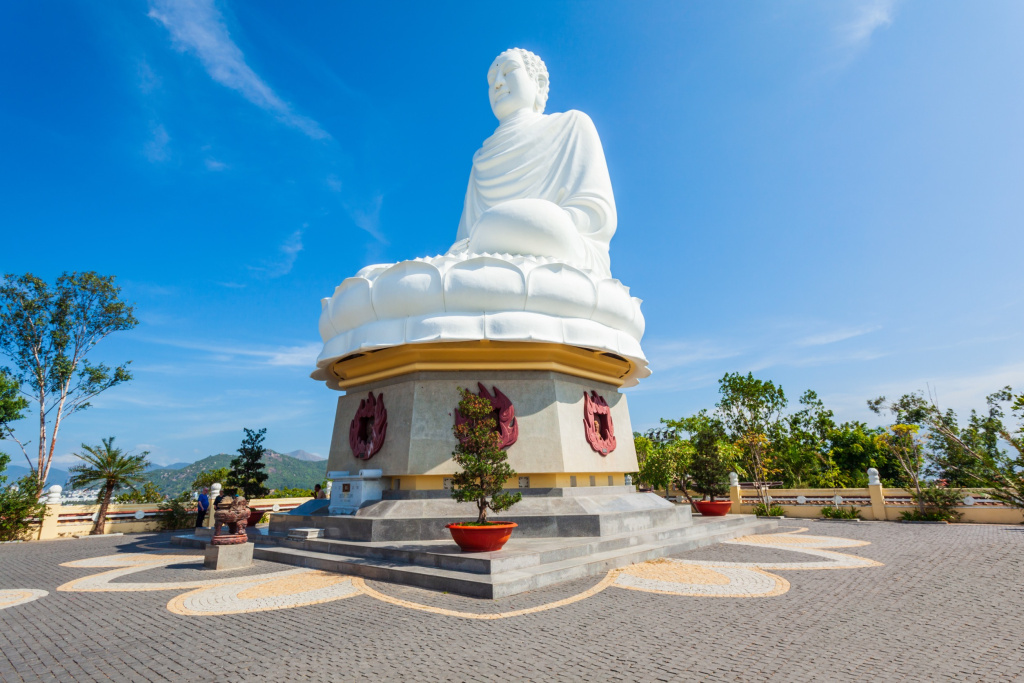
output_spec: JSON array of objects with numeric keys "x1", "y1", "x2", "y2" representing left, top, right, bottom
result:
[
  {"x1": 43, "y1": 528, "x2": 882, "y2": 619},
  {"x1": 0, "y1": 588, "x2": 48, "y2": 610}
]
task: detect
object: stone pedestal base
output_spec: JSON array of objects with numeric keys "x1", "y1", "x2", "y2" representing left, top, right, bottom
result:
[
  {"x1": 324, "y1": 369, "x2": 638, "y2": 488},
  {"x1": 204, "y1": 542, "x2": 254, "y2": 570}
]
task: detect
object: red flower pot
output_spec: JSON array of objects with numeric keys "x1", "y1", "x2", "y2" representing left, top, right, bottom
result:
[
  {"x1": 247, "y1": 509, "x2": 266, "y2": 527},
  {"x1": 693, "y1": 500, "x2": 732, "y2": 516},
  {"x1": 445, "y1": 522, "x2": 518, "y2": 552}
]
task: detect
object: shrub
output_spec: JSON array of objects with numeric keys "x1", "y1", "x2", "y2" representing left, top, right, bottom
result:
[
  {"x1": 161, "y1": 491, "x2": 198, "y2": 531},
  {"x1": 0, "y1": 471, "x2": 46, "y2": 542},
  {"x1": 900, "y1": 484, "x2": 963, "y2": 522},
  {"x1": 753, "y1": 502, "x2": 785, "y2": 517},
  {"x1": 821, "y1": 505, "x2": 861, "y2": 519},
  {"x1": 266, "y1": 487, "x2": 313, "y2": 498}
]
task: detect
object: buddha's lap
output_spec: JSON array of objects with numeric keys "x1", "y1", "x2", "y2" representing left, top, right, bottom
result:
[{"x1": 469, "y1": 199, "x2": 585, "y2": 260}]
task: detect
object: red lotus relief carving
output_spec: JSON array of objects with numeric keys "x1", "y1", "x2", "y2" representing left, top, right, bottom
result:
[
  {"x1": 583, "y1": 390, "x2": 616, "y2": 455},
  {"x1": 349, "y1": 391, "x2": 388, "y2": 460},
  {"x1": 455, "y1": 383, "x2": 519, "y2": 450}
]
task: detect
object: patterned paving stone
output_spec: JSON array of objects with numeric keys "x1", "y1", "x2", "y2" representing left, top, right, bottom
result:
[{"x1": 0, "y1": 521, "x2": 1021, "y2": 681}]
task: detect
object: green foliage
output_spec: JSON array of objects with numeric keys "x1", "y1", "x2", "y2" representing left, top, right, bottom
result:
[
  {"x1": 0, "y1": 453, "x2": 46, "y2": 541},
  {"x1": 635, "y1": 433, "x2": 674, "y2": 495},
  {"x1": 899, "y1": 484, "x2": 963, "y2": 522},
  {"x1": 161, "y1": 490, "x2": 198, "y2": 531},
  {"x1": 266, "y1": 487, "x2": 313, "y2": 498},
  {"x1": 114, "y1": 480, "x2": 166, "y2": 504},
  {"x1": 227, "y1": 428, "x2": 270, "y2": 499},
  {"x1": 69, "y1": 437, "x2": 150, "y2": 535},
  {"x1": 664, "y1": 411, "x2": 734, "y2": 501},
  {"x1": 752, "y1": 503, "x2": 785, "y2": 517},
  {"x1": 450, "y1": 388, "x2": 521, "y2": 524},
  {"x1": 190, "y1": 467, "x2": 230, "y2": 492},
  {"x1": 717, "y1": 372, "x2": 786, "y2": 508},
  {"x1": 0, "y1": 272, "x2": 137, "y2": 493},
  {"x1": 821, "y1": 505, "x2": 861, "y2": 519}
]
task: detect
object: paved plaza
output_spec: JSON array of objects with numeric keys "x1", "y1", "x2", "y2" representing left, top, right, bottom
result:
[{"x1": 1, "y1": 519, "x2": 1021, "y2": 682}]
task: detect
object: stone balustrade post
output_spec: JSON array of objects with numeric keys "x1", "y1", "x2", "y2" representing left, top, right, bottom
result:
[
  {"x1": 206, "y1": 483, "x2": 222, "y2": 528},
  {"x1": 729, "y1": 472, "x2": 742, "y2": 507},
  {"x1": 866, "y1": 468, "x2": 886, "y2": 521}
]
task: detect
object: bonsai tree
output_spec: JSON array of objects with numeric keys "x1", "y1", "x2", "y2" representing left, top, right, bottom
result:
[
  {"x1": 689, "y1": 429, "x2": 732, "y2": 501},
  {"x1": 68, "y1": 436, "x2": 150, "y2": 535},
  {"x1": 227, "y1": 427, "x2": 269, "y2": 500},
  {"x1": 450, "y1": 388, "x2": 522, "y2": 524}
]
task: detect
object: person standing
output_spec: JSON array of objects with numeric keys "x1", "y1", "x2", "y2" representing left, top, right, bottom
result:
[{"x1": 196, "y1": 487, "x2": 210, "y2": 527}]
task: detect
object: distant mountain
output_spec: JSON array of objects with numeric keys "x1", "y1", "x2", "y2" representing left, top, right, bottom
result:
[
  {"x1": 287, "y1": 449, "x2": 325, "y2": 462},
  {"x1": 146, "y1": 461, "x2": 190, "y2": 472},
  {"x1": 2, "y1": 465, "x2": 70, "y2": 487},
  {"x1": 143, "y1": 451, "x2": 327, "y2": 496}
]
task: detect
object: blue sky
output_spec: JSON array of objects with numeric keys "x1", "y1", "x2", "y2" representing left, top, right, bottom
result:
[{"x1": 1, "y1": 1, "x2": 1021, "y2": 468}]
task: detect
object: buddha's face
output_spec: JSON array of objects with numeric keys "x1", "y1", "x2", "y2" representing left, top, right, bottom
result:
[{"x1": 488, "y1": 53, "x2": 539, "y2": 121}]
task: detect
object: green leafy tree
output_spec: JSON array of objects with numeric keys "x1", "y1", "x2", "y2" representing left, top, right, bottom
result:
[
  {"x1": 717, "y1": 372, "x2": 787, "y2": 509},
  {"x1": 190, "y1": 467, "x2": 230, "y2": 492},
  {"x1": 0, "y1": 272, "x2": 137, "y2": 494},
  {"x1": 227, "y1": 428, "x2": 269, "y2": 500},
  {"x1": 115, "y1": 480, "x2": 166, "y2": 504},
  {"x1": 635, "y1": 432, "x2": 673, "y2": 498},
  {"x1": 0, "y1": 452, "x2": 46, "y2": 541},
  {"x1": 68, "y1": 437, "x2": 150, "y2": 535},
  {"x1": 450, "y1": 388, "x2": 521, "y2": 524},
  {"x1": 663, "y1": 412, "x2": 737, "y2": 503},
  {"x1": 923, "y1": 388, "x2": 1024, "y2": 510}
]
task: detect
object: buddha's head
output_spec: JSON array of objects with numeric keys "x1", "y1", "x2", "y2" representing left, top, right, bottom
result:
[{"x1": 488, "y1": 48, "x2": 549, "y2": 121}]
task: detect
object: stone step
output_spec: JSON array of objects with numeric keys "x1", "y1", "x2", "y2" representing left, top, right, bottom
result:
[
  {"x1": 265, "y1": 513, "x2": 754, "y2": 575},
  {"x1": 253, "y1": 515, "x2": 775, "y2": 598}
]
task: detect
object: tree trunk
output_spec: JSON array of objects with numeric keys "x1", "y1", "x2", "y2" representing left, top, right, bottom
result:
[
  {"x1": 36, "y1": 382, "x2": 46, "y2": 494},
  {"x1": 93, "y1": 484, "x2": 114, "y2": 535},
  {"x1": 477, "y1": 498, "x2": 488, "y2": 524}
]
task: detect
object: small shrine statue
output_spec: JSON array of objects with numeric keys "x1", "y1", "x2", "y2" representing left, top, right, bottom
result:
[{"x1": 211, "y1": 492, "x2": 250, "y2": 546}]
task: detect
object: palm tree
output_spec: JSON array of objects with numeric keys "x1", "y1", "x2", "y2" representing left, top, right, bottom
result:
[{"x1": 68, "y1": 437, "x2": 150, "y2": 535}]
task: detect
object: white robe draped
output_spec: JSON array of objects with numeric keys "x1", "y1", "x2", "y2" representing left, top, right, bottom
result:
[{"x1": 452, "y1": 110, "x2": 617, "y2": 277}]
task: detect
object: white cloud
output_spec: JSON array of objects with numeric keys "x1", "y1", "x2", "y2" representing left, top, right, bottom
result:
[
  {"x1": 204, "y1": 158, "x2": 228, "y2": 171},
  {"x1": 141, "y1": 337, "x2": 321, "y2": 368},
  {"x1": 645, "y1": 338, "x2": 745, "y2": 372},
  {"x1": 347, "y1": 195, "x2": 388, "y2": 245},
  {"x1": 838, "y1": 0, "x2": 896, "y2": 49},
  {"x1": 144, "y1": 123, "x2": 170, "y2": 162},
  {"x1": 249, "y1": 229, "x2": 304, "y2": 278},
  {"x1": 147, "y1": 0, "x2": 328, "y2": 140},
  {"x1": 796, "y1": 324, "x2": 881, "y2": 347}
]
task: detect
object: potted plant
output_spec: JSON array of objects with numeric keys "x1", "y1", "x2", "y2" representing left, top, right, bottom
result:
[
  {"x1": 688, "y1": 425, "x2": 733, "y2": 516},
  {"x1": 446, "y1": 388, "x2": 523, "y2": 552}
]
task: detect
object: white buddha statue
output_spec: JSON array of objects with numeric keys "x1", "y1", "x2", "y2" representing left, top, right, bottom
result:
[
  {"x1": 314, "y1": 49, "x2": 649, "y2": 389},
  {"x1": 449, "y1": 48, "x2": 616, "y2": 279}
]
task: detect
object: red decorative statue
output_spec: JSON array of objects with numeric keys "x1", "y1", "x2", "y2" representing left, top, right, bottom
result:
[
  {"x1": 583, "y1": 390, "x2": 616, "y2": 455},
  {"x1": 349, "y1": 391, "x2": 388, "y2": 460},
  {"x1": 455, "y1": 383, "x2": 518, "y2": 450}
]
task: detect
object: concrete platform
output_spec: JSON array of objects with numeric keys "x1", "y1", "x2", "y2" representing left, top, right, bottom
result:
[
  {"x1": 252, "y1": 514, "x2": 775, "y2": 598},
  {"x1": 269, "y1": 487, "x2": 691, "y2": 541}
]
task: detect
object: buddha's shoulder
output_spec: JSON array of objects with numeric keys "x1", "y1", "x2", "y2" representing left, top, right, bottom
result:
[
  {"x1": 549, "y1": 109, "x2": 595, "y2": 126},
  {"x1": 543, "y1": 110, "x2": 600, "y2": 138}
]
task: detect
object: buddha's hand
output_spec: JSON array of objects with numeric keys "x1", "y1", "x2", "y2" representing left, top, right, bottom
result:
[{"x1": 468, "y1": 198, "x2": 586, "y2": 262}]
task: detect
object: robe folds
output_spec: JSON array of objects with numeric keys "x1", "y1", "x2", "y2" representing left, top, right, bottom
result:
[{"x1": 453, "y1": 110, "x2": 617, "y2": 277}]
